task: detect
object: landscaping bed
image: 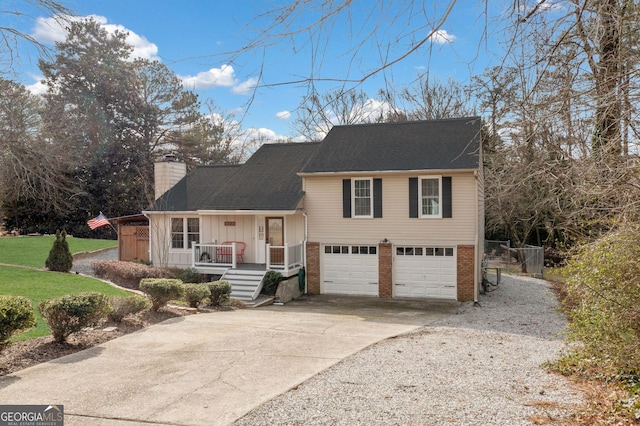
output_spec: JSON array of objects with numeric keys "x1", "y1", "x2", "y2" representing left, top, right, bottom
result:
[{"x1": 0, "y1": 306, "x2": 193, "y2": 377}]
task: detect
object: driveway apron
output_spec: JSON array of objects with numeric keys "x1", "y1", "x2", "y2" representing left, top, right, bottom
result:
[{"x1": 0, "y1": 297, "x2": 457, "y2": 425}]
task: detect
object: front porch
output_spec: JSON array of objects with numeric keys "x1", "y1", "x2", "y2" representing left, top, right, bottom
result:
[{"x1": 191, "y1": 241, "x2": 304, "y2": 278}]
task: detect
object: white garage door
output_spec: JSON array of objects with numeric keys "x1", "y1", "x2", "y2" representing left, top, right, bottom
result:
[
  {"x1": 394, "y1": 246, "x2": 457, "y2": 299},
  {"x1": 322, "y1": 245, "x2": 379, "y2": 296}
]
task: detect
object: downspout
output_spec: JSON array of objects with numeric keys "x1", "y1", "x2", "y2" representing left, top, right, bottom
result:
[
  {"x1": 302, "y1": 209, "x2": 308, "y2": 294},
  {"x1": 473, "y1": 170, "x2": 479, "y2": 303}
]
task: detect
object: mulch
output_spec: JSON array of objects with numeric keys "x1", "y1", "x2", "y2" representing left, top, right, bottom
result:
[{"x1": 0, "y1": 307, "x2": 196, "y2": 377}]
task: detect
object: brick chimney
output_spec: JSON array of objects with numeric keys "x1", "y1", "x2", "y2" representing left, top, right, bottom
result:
[{"x1": 154, "y1": 154, "x2": 186, "y2": 200}]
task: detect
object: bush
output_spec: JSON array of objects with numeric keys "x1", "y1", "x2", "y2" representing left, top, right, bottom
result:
[
  {"x1": 139, "y1": 278, "x2": 185, "y2": 311},
  {"x1": 93, "y1": 260, "x2": 170, "y2": 289},
  {"x1": 0, "y1": 295, "x2": 37, "y2": 351},
  {"x1": 261, "y1": 271, "x2": 282, "y2": 295},
  {"x1": 175, "y1": 268, "x2": 203, "y2": 284},
  {"x1": 562, "y1": 223, "x2": 640, "y2": 378},
  {"x1": 183, "y1": 283, "x2": 211, "y2": 308},
  {"x1": 45, "y1": 229, "x2": 73, "y2": 272},
  {"x1": 208, "y1": 280, "x2": 231, "y2": 306},
  {"x1": 108, "y1": 295, "x2": 151, "y2": 322},
  {"x1": 39, "y1": 292, "x2": 112, "y2": 343}
]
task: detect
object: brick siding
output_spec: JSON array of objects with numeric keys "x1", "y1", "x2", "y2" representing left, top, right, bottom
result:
[
  {"x1": 306, "y1": 242, "x2": 320, "y2": 294},
  {"x1": 457, "y1": 245, "x2": 475, "y2": 302},
  {"x1": 378, "y1": 242, "x2": 393, "y2": 298}
]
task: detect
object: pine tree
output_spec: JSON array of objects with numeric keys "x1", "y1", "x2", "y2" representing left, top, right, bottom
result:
[{"x1": 45, "y1": 230, "x2": 73, "y2": 272}]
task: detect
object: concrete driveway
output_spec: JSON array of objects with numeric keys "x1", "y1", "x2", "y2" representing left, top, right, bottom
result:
[{"x1": 0, "y1": 295, "x2": 458, "y2": 426}]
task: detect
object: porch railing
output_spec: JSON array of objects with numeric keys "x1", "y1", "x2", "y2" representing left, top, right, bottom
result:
[
  {"x1": 193, "y1": 241, "x2": 304, "y2": 274},
  {"x1": 193, "y1": 242, "x2": 239, "y2": 269},
  {"x1": 266, "y1": 241, "x2": 304, "y2": 273}
]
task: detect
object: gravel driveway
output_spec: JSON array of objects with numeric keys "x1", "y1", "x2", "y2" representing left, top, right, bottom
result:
[
  {"x1": 234, "y1": 275, "x2": 583, "y2": 425},
  {"x1": 71, "y1": 246, "x2": 117, "y2": 277}
]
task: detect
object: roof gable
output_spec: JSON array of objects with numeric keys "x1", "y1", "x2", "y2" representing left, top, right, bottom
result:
[
  {"x1": 300, "y1": 117, "x2": 482, "y2": 174},
  {"x1": 199, "y1": 142, "x2": 320, "y2": 210},
  {"x1": 147, "y1": 142, "x2": 320, "y2": 212}
]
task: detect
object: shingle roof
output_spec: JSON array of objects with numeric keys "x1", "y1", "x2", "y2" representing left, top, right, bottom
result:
[
  {"x1": 300, "y1": 117, "x2": 482, "y2": 173},
  {"x1": 147, "y1": 165, "x2": 240, "y2": 211},
  {"x1": 198, "y1": 142, "x2": 320, "y2": 210},
  {"x1": 147, "y1": 118, "x2": 481, "y2": 213},
  {"x1": 146, "y1": 142, "x2": 320, "y2": 212}
]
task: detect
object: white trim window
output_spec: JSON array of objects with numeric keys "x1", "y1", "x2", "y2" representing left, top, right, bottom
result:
[
  {"x1": 352, "y1": 178, "x2": 373, "y2": 218},
  {"x1": 171, "y1": 217, "x2": 200, "y2": 249},
  {"x1": 420, "y1": 176, "x2": 442, "y2": 218}
]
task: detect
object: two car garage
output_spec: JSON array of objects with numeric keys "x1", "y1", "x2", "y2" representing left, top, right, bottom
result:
[{"x1": 321, "y1": 244, "x2": 457, "y2": 299}]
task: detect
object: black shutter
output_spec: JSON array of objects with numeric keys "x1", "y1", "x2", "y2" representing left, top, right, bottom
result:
[
  {"x1": 409, "y1": 178, "x2": 418, "y2": 218},
  {"x1": 343, "y1": 179, "x2": 351, "y2": 218},
  {"x1": 442, "y1": 176, "x2": 452, "y2": 218},
  {"x1": 373, "y1": 178, "x2": 382, "y2": 218}
]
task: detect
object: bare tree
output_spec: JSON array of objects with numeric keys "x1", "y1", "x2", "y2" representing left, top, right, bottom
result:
[
  {"x1": 0, "y1": 78, "x2": 77, "y2": 228},
  {"x1": 0, "y1": 1, "x2": 71, "y2": 75},
  {"x1": 383, "y1": 76, "x2": 477, "y2": 122},
  {"x1": 293, "y1": 88, "x2": 388, "y2": 139}
]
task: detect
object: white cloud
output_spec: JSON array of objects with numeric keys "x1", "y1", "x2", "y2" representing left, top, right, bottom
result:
[
  {"x1": 349, "y1": 98, "x2": 393, "y2": 122},
  {"x1": 276, "y1": 110, "x2": 291, "y2": 120},
  {"x1": 246, "y1": 127, "x2": 278, "y2": 141},
  {"x1": 26, "y1": 78, "x2": 47, "y2": 96},
  {"x1": 429, "y1": 29, "x2": 456, "y2": 44},
  {"x1": 232, "y1": 77, "x2": 258, "y2": 95},
  {"x1": 180, "y1": 65, "x2": 237, "y2": 90},
  {"x1": 31, "y1": 14, "x2": 159, "y2": 60}
]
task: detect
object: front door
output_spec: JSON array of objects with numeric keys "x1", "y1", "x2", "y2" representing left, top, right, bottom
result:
[{"x1": 266, "y1": 217, "x2": 284, "y2": 265}]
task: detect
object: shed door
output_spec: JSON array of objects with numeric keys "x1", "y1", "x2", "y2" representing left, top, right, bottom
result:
[
  {"x1": 322, "y1": 245, "x2": 378, "y2": 296},
  {"x1": 394, "y1": 246, "x2": 456, "y2": 299}
]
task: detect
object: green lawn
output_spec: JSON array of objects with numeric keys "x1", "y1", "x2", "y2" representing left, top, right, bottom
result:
[
  {"x1": 0, "y1": 265, "x2": 132, "y2": 340},
  {"x1": 0, "y1": 236, "x2": 126, "y2": 341},
  {"x1": 0, "y1": 235, "x2": 117, "y2": 268}
]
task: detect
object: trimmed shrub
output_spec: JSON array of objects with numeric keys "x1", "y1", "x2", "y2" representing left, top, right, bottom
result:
[
  {"x1": 175, "y1": 268, "x2": 203, "y2": 284},
  {"x1": 184, "y1": 283, "x2": 211, "y2": 308},
  {"x1": 139, "y1": 278, "x2": 185, "y2": 311},
  {"x1": 45, "y1": 230, "x2": 73, "y2": 272},
  {"x1": 208, "y1": 280, "x2": 231, "y2": 306},
  {"x1": 0, "y1": 295, "x2": 37, "y2": 351},
  {"x1": 39, "y1": 292, "x2": 112, "y2": 343},
  {"x1": 261, "y1": 271, "x2": 282, "y2": 296},
  {"x1": 93, "y1": 260, "x2": 170, "y2": 289},
  {"x1": 108, "y1": 295, "x2": 151, "y2": 322}
]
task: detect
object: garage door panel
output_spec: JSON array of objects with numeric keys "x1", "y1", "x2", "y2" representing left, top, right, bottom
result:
[
  {"x1": 322, "y1": 245, "x2": 379, "y2": 296},
  {"x1": 395, "y1": 246, "x2": 457, "y2": 300}
]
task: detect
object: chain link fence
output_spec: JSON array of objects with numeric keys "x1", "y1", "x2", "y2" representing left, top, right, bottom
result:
[{"x1": 484, "y1": 240, "x2": 544, "y2": 279}]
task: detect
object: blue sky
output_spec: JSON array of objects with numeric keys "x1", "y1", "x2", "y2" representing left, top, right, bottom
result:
[{"x1": 3, "y1": 0, "x2": 507, "y2": 140}]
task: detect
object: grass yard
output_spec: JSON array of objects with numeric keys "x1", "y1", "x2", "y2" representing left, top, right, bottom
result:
[
  {"x1": 0, "y1": 235, "x2": 117, "y2": 268},
  {"x1": 0, "y1": 236, "x2": 125, "y2": 341},
  {"x1": 0, "y1": 265, "x2": 132, "y2": 340}
]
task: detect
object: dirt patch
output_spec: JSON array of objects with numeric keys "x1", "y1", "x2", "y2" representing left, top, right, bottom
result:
[{"x1": 0, "y1": 306, "x2": 219, "y2": 377}]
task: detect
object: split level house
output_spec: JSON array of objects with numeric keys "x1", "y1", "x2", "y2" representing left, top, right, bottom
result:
[{"x1": 143, "y1": 117, "x2": 484, "y2": 302}]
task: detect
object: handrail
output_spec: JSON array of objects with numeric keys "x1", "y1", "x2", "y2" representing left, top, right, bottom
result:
[
  {"x1": 266, "y1": 241, "x2": 303, "y2": 273},
  {"x1": 192, "y1": 242, "x2": 237, "y2": 268}
]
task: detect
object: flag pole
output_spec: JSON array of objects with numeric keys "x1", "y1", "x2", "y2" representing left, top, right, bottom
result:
[{"x1": 101, "y1": 212, "x2": 118, "y2": 234}]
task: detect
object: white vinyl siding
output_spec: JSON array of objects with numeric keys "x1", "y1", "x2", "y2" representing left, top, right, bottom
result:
[{"x1": 304, "y1": 173, "x2": 478, "y2": 245}]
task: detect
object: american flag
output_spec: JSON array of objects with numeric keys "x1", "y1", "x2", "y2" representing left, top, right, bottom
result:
[{"x1": 87, "y1": 213, "x2": 110, "y2": 230}]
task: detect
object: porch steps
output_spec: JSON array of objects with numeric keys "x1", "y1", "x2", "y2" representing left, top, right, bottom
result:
[{"x1": 222, "y1": 269, "x2": 268, "y2": 301}]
